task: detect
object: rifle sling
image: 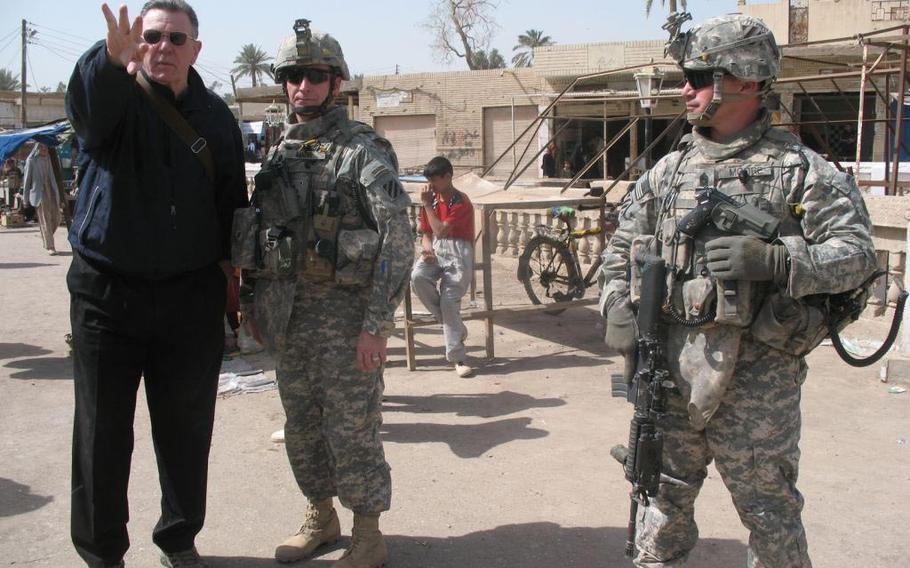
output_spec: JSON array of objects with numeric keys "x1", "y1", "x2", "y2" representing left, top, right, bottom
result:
[{"x1": 136, "y1": 72, "x2": 215, "y2": 181}]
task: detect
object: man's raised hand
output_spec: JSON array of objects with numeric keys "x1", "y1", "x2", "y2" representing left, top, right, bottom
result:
[{"x1": 102, "y1": 3, "x2": 147, "y2": 74}]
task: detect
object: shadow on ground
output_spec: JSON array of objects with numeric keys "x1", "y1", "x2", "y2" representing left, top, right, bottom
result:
[
  {"x1": 381, "y1": 416, "x2": 548, "y2": 458},
  {"x1": 0, "y1": 477, "x2": 54, "y2": 518},
  {"x1": 0, "y1": 262, "x2": 55, "y2": 269},
  {"x1": 205, "y1": 522, "x2": 746, "y2": 567},
  {"x1": 0, "y1": 342, "x2": 51, "y2": 361},
  {"x1": 383, "y1": 391, "x2": 564, "y2": 419},
  {"x1": 5, "y1": 355, "x2": 72, "y2": 380}
]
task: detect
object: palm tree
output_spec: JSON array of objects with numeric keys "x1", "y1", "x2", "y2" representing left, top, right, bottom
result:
[
  {"x1": 511, "y1": 29, "x2": 553, "y2": 68},
  {"x1": 471, "y1": 48, "x2": 506, "y2": 70},
  {"x1": 0, "y1": 69, "x2": 21, "y2": 91},
  {"x1": 645, "y1": 0, "x2": 687, "y2": 16},
  {"x1": 232, "y1": 44, "x2": 273, "y2": 87}
]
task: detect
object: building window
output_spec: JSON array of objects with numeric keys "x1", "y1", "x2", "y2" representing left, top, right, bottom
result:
[{"x1": 871, "y1": 0, "x2": 909, "y2": 21}]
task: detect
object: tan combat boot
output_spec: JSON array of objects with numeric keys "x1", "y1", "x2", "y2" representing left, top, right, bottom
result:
[
  {"x1": 332, "y1": 513, "x2": 388, "y2": 568},
  {"x1": 275, "y1": 498, "x2": 341, "y2": 563}
]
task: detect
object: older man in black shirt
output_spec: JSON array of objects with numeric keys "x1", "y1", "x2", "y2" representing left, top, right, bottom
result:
[{"x1": 65, "y1": 2, "x2": 247, "y2": 567}]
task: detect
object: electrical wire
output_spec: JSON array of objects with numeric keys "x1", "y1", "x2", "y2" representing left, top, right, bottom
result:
[
  {"x1": 0, "y1": 26, "x2": 19, "y2": 48},
  {"x1": 30, "y1": 36, "x2": 86, "y2": 58},
  {"x1": 26, "y1": 51, "x2": 40, "y2": 91},
  {"x1": 28, "y1": 21, "x2": 96, "y2": 44},
  {"x1": 31, "y1": 41, "x2": 79, "y2": 65},
  {"x1": 0, "y1": 31, "x2": 21, "y2": 59},
  {"x1": 30, "y1": 38, "x2": 85, "y2": 59},
  {"x1": 31, "y1": 28, "x2": 95, "y2": 51}
]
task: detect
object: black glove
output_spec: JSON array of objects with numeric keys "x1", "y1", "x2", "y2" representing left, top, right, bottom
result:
[
  {"x1": 705, "y1": 236, "x2": 789, "y2": 286},
  {"x1": 604, "y1": 294, "x2": 638, "y2": 355}
]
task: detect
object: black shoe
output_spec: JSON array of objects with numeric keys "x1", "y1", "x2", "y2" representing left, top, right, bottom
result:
[{"x1": 160, "y1": 547, "x2": 207, "y2": 568}]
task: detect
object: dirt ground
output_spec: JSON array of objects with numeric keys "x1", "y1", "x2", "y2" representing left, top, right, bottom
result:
[{"x1": 1, "y1": 223, "x2": 908, "y2": 568}]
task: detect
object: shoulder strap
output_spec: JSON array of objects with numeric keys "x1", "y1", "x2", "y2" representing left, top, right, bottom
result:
[{"x1": 136, "y1": 72, "x2": 215, "y2": 181}]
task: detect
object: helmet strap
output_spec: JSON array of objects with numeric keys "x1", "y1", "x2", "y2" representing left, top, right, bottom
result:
[{"x1": 687, "y1": 70, "x2": 725, "y2": 125}]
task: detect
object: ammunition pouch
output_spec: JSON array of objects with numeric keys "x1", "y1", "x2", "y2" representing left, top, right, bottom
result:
[
  {"x1": 261, "y1": 226, "x2": 297, "y2": 276},
  {"x1": 302, "y1": 209, "x2": 339, "y2": 282},
  {"x1": 231, "y1": 206, "x2": 260, "y2": 270},
  {"x1": 335, "y1": 229, "x2": 380, "y2": 287},
  {"x1": 751, "y1": 287, "x2": 869, "y2": 358}
]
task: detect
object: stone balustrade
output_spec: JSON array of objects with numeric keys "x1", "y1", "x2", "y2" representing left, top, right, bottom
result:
[
  {"x1": 407, "y1": 204, "x2": 606, "y2": 265},
  {"x1": 407, "y1": 202, "x2": 907, "y2": 315}
]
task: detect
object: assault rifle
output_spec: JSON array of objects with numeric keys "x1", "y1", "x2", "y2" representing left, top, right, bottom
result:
[{"x1": 611, "y1": 255, "x2": 687, "y2": 558}]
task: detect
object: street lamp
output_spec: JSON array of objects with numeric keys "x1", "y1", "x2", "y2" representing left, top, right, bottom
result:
[
  {"x1": 264, "y1": 100, "x2": 284, "y2": 128},
  {"x1": 634, "y1": 66, "x2": 665, "y2": 170},
  {"x1": 263, "y1": 100, "x2": 285, "y2": 155}
]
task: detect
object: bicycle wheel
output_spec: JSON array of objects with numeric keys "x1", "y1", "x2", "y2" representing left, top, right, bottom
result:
[{"x1": 517, "y1": 235, "x2": 581, "y2": 315}]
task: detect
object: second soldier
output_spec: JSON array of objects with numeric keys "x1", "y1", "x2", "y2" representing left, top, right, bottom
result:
[{"x1": 234, "y1": 19, "x2": 413, "y2": 568}]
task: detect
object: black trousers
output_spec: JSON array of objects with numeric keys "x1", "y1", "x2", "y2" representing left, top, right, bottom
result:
[{"x1": 68, "y1": 253, "x2": 226, "y2": 567}]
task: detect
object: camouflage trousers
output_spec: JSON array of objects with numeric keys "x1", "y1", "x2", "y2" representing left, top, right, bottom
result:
[
  {"x1": 275, "y1": 283, "x2": 391, "y2": 514},
  {"x1": 634, "y1": 339, "x2": 812, "y2": 568}
]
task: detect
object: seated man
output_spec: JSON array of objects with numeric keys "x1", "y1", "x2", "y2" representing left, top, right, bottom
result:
[{"x1": 411, "y1": 156, "x2": 475, "y2": 377}]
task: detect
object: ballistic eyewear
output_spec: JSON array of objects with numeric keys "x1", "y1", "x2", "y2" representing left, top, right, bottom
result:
[
  {"x1": 142, "y1": 29, "x2": 192, "y2": 46},
  {"x1": 284, "y1": 67, "x2": 332, "y2": 85},
  {"x1": 683, "y1": 69, "x2": 718, "y2": 90}
]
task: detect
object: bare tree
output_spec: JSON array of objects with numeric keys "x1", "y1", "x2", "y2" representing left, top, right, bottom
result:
[{"x1": 425, "y1": 0, "x2": 500, "y2": 71}]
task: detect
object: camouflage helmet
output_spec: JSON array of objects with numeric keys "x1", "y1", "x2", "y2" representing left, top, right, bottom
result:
[
  {"x1": 272, "y1": 19, "x2": 351, "y2": 82},
  {"x1": 665, "y1": 13, "x2": 780, "y2": 84}
]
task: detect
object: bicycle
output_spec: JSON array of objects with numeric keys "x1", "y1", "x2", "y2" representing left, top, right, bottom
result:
[{"x1": 517, "y1": 203, "x2": 617, "y2": 314}]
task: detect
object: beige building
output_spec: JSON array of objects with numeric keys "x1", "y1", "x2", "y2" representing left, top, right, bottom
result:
[
  {"x1": 741, "y1": 0, "x2": 909, "y2": 44},
  {"x1": 347, "y1": 0, "x2": 909, "y2": 183},
  {"x1": 0, "y1": 91, "x2": 67, "y2": 130}
]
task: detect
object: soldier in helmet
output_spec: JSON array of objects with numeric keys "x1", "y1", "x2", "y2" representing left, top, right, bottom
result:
[
  {"x1": 599, "y1": 13, "x2": 876, "y2": 567},
  {"x1": 235, "y1": 19, "x2": 412, "y2": 568}
]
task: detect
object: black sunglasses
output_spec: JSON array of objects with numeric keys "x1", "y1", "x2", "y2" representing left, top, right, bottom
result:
[
  {"x1": 284, "y1": 67, "x2": 332, "y2": 85},
  {"x1": 142, "y1": 29, "x2": 191, "y2": 46},
  {"x1": 683, "y1": 69, "x2": 718, "y2": 90}
]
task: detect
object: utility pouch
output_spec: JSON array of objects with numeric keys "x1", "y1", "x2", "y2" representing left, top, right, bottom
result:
[
  {"x1": 231, "y1": 206, "x2": 260, "y2": 270},
  {"x1": 303, "y1": 246, "x2": 335, "y2": 281},
  {"x1": 629, "y1": 235, "x2": 657, "y2": 305},
  {"x1": 314, "y1": 212, "x2": 339, "y2": 234},
  {"x1": 260, "y1": 226, "x2": 296, "y2": 277},
  {"x1": 750, "y1": 292, "x2": 827, "y2": 356},
  {"x1": 682, "y1": 274, "x2": 716, "y2": 320},
  {"x1": 335, "y1": 229, "x2": 380, "y2": 287},
  {"x1": 714, "y1": 280, "x2": 755, "y2": 328}
]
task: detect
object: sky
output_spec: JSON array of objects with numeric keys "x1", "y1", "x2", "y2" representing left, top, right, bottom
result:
[{"x1": 0, "y1": 0, "x2": 741, "y2": 95}]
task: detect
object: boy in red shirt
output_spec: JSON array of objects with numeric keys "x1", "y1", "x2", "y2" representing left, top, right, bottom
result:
[{"x1": 411, "y1": 156, "x2": 475, "y2": 376}]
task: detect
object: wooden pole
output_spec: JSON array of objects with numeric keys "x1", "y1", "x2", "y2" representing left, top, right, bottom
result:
[{"x1": 20, "y1": 19, "x2": 27, "y2": 128}]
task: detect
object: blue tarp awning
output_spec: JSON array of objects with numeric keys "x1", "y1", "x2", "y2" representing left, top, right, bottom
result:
[{"x1": 0, "y1": 122, "x2": 70, "y2": 163}]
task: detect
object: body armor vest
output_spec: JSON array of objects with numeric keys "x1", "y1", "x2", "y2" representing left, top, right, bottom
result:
[
  {"x1": 233, "y1": 109, "x2": 384, "y2": 288},
  {"x1": 645, "y1": 127, "x2": 807, "y2": 329}
]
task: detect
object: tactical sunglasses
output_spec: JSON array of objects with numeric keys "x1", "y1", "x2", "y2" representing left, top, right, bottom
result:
[
  {"x1": 284, "y1": 67, "x2": 332, "y2": 85},
  {"x1": 683, "y1": 69, "x2": 718, "y2": 90},
  {"x1": 142, "y1": 29, "x2": 191, "y2": 46}
]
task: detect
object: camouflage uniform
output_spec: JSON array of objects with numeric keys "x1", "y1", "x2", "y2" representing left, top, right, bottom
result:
[
  {"x1": 600, "y1": 14, "x2": 877, "y2": 568},
  {"x1": 239, "y1": 105, "x2": 413, "y2": 514}
]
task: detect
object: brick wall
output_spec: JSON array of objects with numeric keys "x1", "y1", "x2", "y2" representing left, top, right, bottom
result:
[{"x1": 359, "y1": 68, "x2": 551, "y2": 172}]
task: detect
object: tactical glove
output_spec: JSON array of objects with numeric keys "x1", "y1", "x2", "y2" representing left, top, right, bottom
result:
[
  {"x1": 705, "y1": 236, "x2": 789, "y2": 286},
  {"x1": 604, "y1": 294, "x2": 638, "y2": 356}
]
